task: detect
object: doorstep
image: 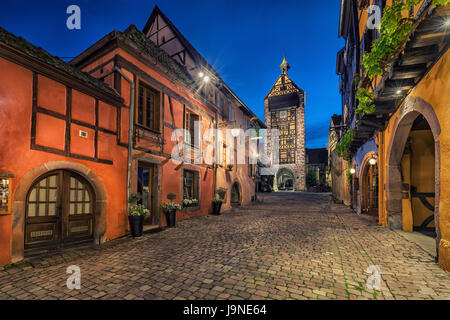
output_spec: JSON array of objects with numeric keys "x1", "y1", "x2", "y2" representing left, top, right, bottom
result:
[
  {"x1": 143, "y1": 225, "x2": 162, "y2": 234},
  {"x1": 394, "y1": 229, "x2": 436, "y2": 258}
]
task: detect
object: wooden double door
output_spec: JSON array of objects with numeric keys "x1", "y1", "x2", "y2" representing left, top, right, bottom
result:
[{"x1": 25, "y1": 170, "x2": 95, "y2": 255}]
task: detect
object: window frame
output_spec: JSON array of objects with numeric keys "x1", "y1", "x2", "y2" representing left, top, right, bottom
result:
[
  {"x1": 182, "y1": 169, "x2": 200, "y2": 202},
  {"x1": 136, "y1": 80, "x2": 161, "y2": 133},
  {"x1": 183, "y1": 108, "x2": 201, "y2": 149}
]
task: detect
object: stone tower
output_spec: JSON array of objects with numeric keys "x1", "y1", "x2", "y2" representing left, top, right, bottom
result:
[{"x1": 264, "y1": 56, "x2": 306, "y2": 191}]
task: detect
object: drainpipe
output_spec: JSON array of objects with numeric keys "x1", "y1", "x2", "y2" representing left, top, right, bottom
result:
[
  {"x1": 213, "y1": 112, "x2": 218, "y2": 195},
  {"x1": 114, "y1": 67, "x2": 135, "y2": 215}
]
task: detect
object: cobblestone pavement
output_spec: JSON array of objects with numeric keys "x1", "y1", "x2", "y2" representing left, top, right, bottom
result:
[{"x1": 0, "y1": 192, "x2": 449, "y2": 300}]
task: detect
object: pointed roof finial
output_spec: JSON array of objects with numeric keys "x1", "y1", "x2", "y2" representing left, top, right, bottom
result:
[{"x1": 279, "y1": 55, "x2": 290, "y2": 75}]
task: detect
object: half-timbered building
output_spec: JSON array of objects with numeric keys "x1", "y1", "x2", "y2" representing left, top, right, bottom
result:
[
  {"x1": 264, "y1": 57, "x2": 306, "y2": 191},
  {"x1": 0, "y1": 6, "x2": 264, "y2": 266},
  {"x1": 0, "y1": 26, "x2": 126, "y2": 264}
]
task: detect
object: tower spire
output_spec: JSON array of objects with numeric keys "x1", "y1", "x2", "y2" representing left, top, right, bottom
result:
[{"x1": 279, "y1": 55, "x2": 290, "y2": 75}]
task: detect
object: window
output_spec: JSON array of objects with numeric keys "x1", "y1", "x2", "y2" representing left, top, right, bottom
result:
[
  {"x1": 184, "y1": 110, "x2": 200, "y2": 147},
  {"x1": 215, "y1": 91, "x2": 222, "y2": 108},
  {"x1": 183, "y1": 170, "x2": 199, "y2": 201},
  {"x1": 137, "y1": 83, "x2": 160, "y2": 132}
]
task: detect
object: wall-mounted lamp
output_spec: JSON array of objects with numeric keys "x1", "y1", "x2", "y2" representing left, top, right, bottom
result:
[
  {"x1": 350, "y1": 168, "x2": 356, "y2": 175},
  {"x1": 231, "y1": 128, "x2": 240, "y2": 137},
  {"x1": 369, "y1": 157, "x2": 377, "y2": 166}
]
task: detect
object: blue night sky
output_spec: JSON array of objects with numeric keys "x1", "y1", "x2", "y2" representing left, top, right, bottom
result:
[{"x1": 1, "y1": 0, "x2": 344, "y2": 148}]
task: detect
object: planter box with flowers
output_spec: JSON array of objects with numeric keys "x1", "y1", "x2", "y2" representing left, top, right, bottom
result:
[
  {"x1": 161, "y1": 201, "x2": 181, "y2": 227},
  {"x1": 211, "y1": 188, "x2": 227, "y2": 215},
  {"x1": 182, "y1": 198, "x2": 199, "y2": 208},
  {"x1": 225, "y1": 164, "x2": 233, "y2": 172},
  {"x1": 128, "y1": 204, "x2": 150, "y2": 237}
]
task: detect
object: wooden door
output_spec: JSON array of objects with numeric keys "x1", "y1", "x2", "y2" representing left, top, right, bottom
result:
[
  {"x1": 25, "y1": 170, "x2": 94, "y2": 254},
  {"x1": 137, "y1": 164, "x2": 156, "y2": 226},
  {"x1": 231, "y1": 183, "x2": 241, "y2": 207}
]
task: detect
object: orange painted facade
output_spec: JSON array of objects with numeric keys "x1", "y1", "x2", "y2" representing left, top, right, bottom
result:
[
  {"x1": 0, "y1": 9, "x2": 262, "y2": 266},
  {"x1": 0, "y1": 48, "x2": 127, "y2": 265}
]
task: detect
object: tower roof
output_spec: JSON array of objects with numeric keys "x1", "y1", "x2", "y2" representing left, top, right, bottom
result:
[
  {"x1": 279, "y1": 56, "x2": 290, "y2": 75},
  {"x1": 266, "y1": 56, "x2": 303, "y2": 100}
]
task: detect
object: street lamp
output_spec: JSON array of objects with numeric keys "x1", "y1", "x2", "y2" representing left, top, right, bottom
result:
[
  {"x1": 369, "y1": 156, "x2": 377, "y2": 166},
  {"x1": 350, "y1": 168, "x2": 356, "y2": 175}
]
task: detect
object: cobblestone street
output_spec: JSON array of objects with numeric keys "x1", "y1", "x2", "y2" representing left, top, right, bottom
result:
[{"x1": 0, "y1": 192, "x2": 449, "y2": 300}]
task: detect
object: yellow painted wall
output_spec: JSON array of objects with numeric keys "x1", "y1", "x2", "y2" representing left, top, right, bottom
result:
[
  {"x1": 401, "y1": 153, "x2": 413, "y2": 232},
  {"x1": 379, "y1": 49, "x2": 450, "y2": 271},
  {"x1": 410, "y1": 130, "x2": 435, "y2": 228}
]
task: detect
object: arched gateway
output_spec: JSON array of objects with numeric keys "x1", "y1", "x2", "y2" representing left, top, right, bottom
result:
[
  {"x1": 386, "y1": 97, "x2": 441, "y2": 257},
  {"x1": 275, "y1": 168, "x2": 295, "y2": 191}
]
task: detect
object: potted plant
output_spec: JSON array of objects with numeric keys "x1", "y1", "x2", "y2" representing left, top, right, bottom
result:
[
  {"x1": 226, "y1": 164, "x2": 234, "y2": 171},
  {"x1": 212, "y1": 197, "x2": 223, "y2": 215},
  {"x1": 216, "y1": 187, "x2": 227, "y2": 200},
  {"x1": 128, "y1": 204, "x2": 150, "y2": 237},
  {"x1": 161, "y1": 201, "x2": 181, "y2": 227}
]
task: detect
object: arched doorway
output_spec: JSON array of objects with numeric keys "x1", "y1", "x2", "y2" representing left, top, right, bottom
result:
[
  {"x1": 360, "y1": 154, "x2": 379, "y2": 216},
  {"x1": 231, "y1": 182, "x2": 241, "y2": 207},
  {"x1": 275, "y1": 168, "x2": 295, "y2": 191},
  {"x1": 386, "y1": 97, "x2": 440, "y2": 256},
  {"x1": 25, "y1": 170, "x2": 95, "y2": 256}
]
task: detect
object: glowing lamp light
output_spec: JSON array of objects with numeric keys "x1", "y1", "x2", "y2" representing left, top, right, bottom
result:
[
  {"x1": 231, "y1": 128, "x2": 240, "y2": 137},
  {"x1": 369, "y1": 157, "x2": 377, "y2": 166},
  {"x1": 396, "y1": 90, "x2": 402, "y2": 94},
  {"x1": 203, "y1": 76, "x2": 210, "y2": 83},
  {"x1": 198, "y1": 71, "x2": 204, "y2": 78},
  {"x1": 350, "y1": 168, "x2": 356, "y2": 175},
  {"x1": 445, "y1": 19, "x2": 450, "y2": 27}
]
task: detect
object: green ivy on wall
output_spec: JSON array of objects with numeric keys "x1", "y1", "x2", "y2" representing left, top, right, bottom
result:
[
  {"x1": 335, "y1": 129, "x2": 355, "y2": 162},
  {"x1": 432, "y1": 0, "x2": 450, "y2": 7},
  {"x1": 356, "y1": 88, "x2": 375, "y2": 115},
  {"x1": 362, "y1": 0, "x2": 449, "y2": 80}
]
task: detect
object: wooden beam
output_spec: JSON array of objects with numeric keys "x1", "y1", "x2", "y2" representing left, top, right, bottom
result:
[
  {"x1": 399, "y1": 45, "x2": 439, "y2": 66},
  {"x1": 383, "y1": 78, "x2": 415, "y2": 94},
  {"x1": 391, "y1": 64, "x2": 427, "y2": 80}
]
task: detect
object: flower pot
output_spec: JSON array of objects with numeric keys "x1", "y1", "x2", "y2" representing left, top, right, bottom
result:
[
  {"x1": 165, "y1": 209, "x2": 176, "y2": 227},
  {"x1": 212, "y1": 201, "x2": 222, "y2": 215},
  {"x1": 128, "y1": 215, "x2": 144, "y2": 237}
]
